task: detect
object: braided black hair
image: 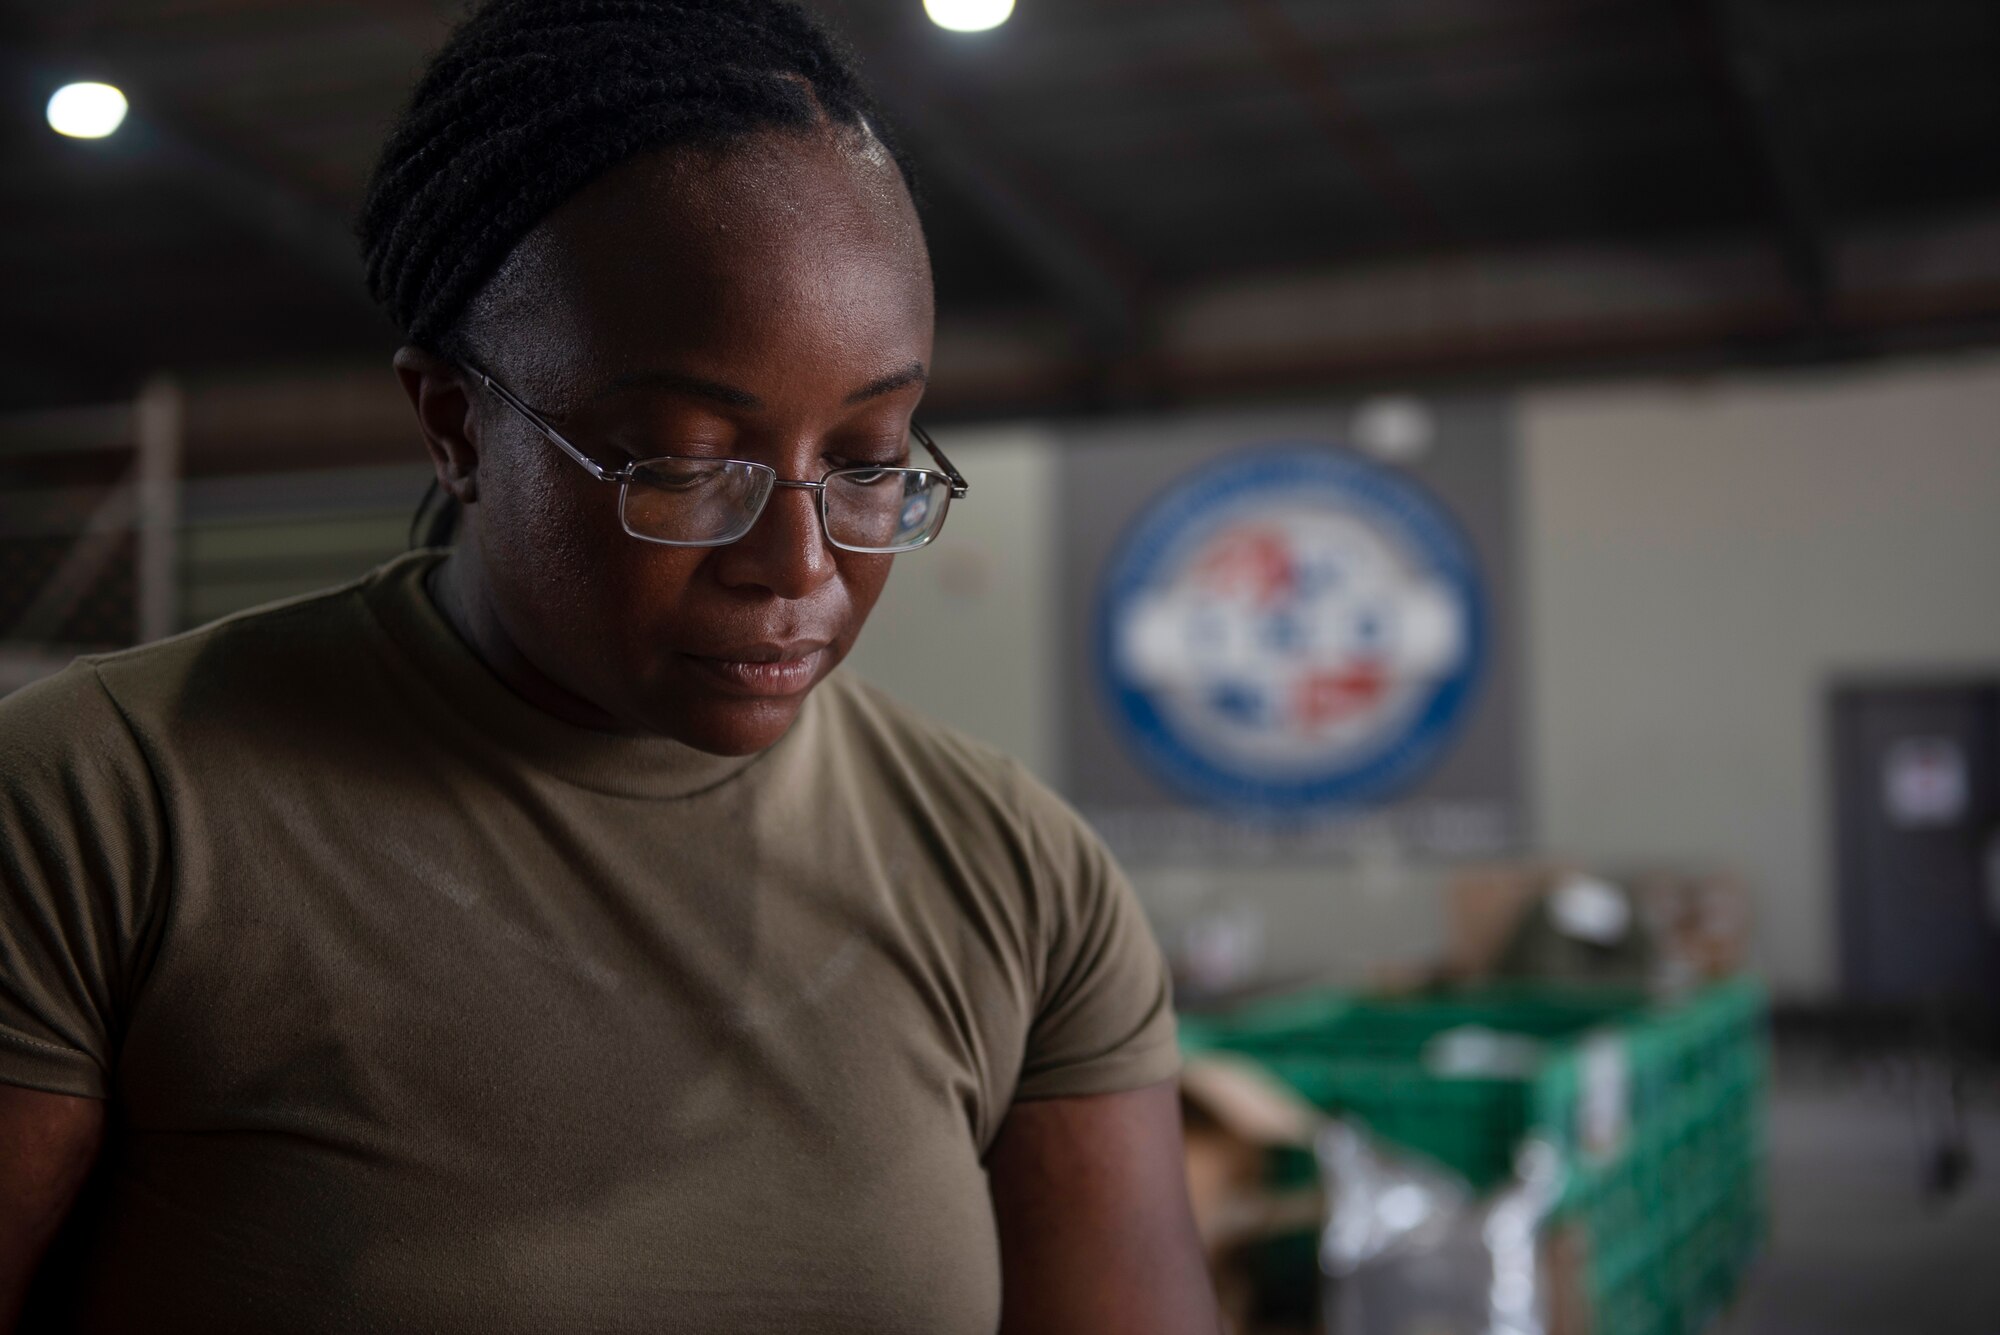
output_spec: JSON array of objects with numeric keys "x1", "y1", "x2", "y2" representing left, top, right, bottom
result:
[{"x1": 357, "y1": 0, "x2": 917, "y2": 548}]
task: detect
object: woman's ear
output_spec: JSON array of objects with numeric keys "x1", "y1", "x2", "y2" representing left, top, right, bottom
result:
[{"x1": 393, "y1": 345, "x2": 482, "y2": 506}]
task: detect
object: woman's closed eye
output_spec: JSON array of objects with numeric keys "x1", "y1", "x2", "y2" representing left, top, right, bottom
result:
[
  {"x1": 631, "y1": 456, "x2": 742, "y2": 492},
  {"x1": 827, "y1": 443, "x2": 913, "y2": 473}
]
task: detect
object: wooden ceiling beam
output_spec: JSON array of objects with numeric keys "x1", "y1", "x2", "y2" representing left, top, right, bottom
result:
[
  {"x1": 1229, "y1": 0, "x2": 1450, "y2": 245},
  {"x1": 1681, "y1": 0, "x2": 1833, "y2": 330}
]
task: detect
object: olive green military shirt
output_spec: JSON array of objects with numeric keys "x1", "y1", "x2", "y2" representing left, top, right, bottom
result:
[{"x1": 0, "y1": 549, "x2": 1180, "y2": 1333}]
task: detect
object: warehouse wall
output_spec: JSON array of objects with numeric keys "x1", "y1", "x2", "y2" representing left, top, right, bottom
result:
[
  {"x1": 847, "y1": 349, "x2": 2000, "y2": 1001},
  {"x1": 1521, "y1": 349, "x2": 2000, "y2": 998}
]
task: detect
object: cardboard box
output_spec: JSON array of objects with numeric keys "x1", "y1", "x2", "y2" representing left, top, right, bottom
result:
[
  {"x1": 1443, "y1": 862, "x2": 1752, "y2": 991},
  {"x1": 1180, "y1": 1055, "x2": 1325, "y2": 1335}
]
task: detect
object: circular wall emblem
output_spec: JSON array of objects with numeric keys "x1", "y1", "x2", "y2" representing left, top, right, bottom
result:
[{"x1": 1094, "y1": 445, "x2": 1487, "y2": 812}]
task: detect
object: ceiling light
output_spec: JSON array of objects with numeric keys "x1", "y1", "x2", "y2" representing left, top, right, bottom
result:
[
  {"x1": 47, "y1": 82, "x2": 129, "y2": 139},
  {"x1": 924, "y1": 0, "x2": 1014, "y2": 33},
  {"x1": 1353, "y1": 396, "x2": 1435, "y2": 463}
]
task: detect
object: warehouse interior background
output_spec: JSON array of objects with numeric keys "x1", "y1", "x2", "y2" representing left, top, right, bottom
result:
[{"x1": 3, "y1": 1, "x2": 1997, "y2": 1333}]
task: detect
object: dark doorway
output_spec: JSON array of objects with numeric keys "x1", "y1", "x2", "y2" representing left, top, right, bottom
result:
[{"x1": 1831, "y1": 679, "x2": 2000, "y2": 1014}]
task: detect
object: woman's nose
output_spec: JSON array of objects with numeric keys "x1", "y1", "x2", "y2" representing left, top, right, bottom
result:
[{"x1": 709, "y1": 480, "x2": 837, "y2": 598}]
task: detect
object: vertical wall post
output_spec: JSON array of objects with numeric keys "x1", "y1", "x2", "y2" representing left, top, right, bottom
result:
[{"x1": 135, "y1": 375, "x2": 183, "y2": 642}]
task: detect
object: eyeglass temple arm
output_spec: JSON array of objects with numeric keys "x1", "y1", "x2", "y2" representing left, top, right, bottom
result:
[
  {"x1": 464, "y1": 363, "x2": 618, "y2": 483},
  {"x1": 913, "y1": 423, "x2": 968, "y2": 499}
]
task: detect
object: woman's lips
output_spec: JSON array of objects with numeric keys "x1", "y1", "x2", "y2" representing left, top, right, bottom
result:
[{"x1": 681, "y1": 646, "x2": 827, "y2": 696}]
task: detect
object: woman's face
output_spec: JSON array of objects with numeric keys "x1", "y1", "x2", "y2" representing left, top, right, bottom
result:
[{"x1": 452, "y1": 127, "x2": 935, "y2": 755}]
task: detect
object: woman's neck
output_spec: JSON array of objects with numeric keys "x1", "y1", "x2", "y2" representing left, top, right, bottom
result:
[{"x1": 423, "y1": 542, "x2": 633, "y2": 735}]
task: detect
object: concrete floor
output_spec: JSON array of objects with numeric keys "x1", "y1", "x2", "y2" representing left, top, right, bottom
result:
[{"x1": 1721, "y1": 1069, "x2": 2000, "y2": 1335}]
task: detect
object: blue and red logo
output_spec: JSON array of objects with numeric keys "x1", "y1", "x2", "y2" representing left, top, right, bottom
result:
[{"x1": 1094, "y1": 446, "x2": 1486, "y2": 812}]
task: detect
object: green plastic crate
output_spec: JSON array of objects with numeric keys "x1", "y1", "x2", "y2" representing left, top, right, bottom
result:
[{"x1": 1181, "y1": 979, "x2": 1768, "y2": 1335}]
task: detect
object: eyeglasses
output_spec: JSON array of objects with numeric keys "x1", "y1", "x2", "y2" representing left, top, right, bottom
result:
[{"x1": 464, "y1": 363, "x2": 968, "y2": 554}]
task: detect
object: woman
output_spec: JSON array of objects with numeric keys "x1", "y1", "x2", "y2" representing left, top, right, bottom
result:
[{"x1": 0, "y1": 1, "x2": 1218, "y2": 1331}]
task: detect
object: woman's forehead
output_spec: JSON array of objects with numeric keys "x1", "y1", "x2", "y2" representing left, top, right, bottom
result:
[
  {"x1": 469, "y1": 131, "x2": 932, "y2": 395},
  {"x1": 500, "y1": 136, "x2": 920, "y2": 313},
  {"x1": 562, "y1": 132, "x2": 921, "y2": 279}
]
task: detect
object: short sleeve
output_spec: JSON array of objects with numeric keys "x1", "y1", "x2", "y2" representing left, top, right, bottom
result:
[
  {"x1": 1011, "y1": 769, "x2": 1181, "y2": 1101},
  {"x1": 0, "y1": 662, "x2": 165, "y2": 1098}
]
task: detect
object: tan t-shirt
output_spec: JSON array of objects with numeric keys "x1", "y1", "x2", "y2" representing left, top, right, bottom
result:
[{"x1": 0, "y1": 549, "x2": 1180, "y2": 1334}]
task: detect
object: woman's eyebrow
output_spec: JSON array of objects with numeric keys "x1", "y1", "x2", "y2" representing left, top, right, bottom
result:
[
  {"x1": 591, "y1": 370, "x2": 761, "y2": 409},
  {"x1": 587, "y1": 361, "x2": 927, "y2": 410},
  {"x1": 844, "y1": 361, "x2": 928, "y2": 405}
]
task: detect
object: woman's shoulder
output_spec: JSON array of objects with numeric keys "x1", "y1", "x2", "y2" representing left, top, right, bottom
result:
[
  {"x1": 808, "y1": 669, "x2": 1095, "y2": 851},
  {"x1": 813, "y1": 668, "x2": 1013, "y2": 768},
  {"x1": 30, "y1": 560, "x2": 406, "y2": 734},
  {"x1": 0, "y1": 563, "x2": 397, "y2": 828},
  {"x1": 0, "y1": 656, "x2": 145, "y2": 787}
]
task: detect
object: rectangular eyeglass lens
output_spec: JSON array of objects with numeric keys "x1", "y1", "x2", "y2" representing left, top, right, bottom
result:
[
  {"x1": 827, "y1": 470, "x2": 945, "y2": 551},
  {"x1": 626, "y1": 458, "x2": 765, "y2": 542}
]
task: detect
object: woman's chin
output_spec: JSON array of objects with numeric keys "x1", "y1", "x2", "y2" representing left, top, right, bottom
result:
[{"x1": 641, "y1": 691, "x2": 809, "y2": 756}]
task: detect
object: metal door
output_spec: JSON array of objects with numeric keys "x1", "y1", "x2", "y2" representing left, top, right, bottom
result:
[{"x1": 1831, "y1": 680, "x2": 2000, "y2": 1011}]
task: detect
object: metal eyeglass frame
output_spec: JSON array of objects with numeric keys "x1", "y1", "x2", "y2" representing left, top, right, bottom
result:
[{"x1": 464, "y1": 362, "x2": 969, "y2": 553}]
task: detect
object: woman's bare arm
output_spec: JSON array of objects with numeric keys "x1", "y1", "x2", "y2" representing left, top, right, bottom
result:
[
  {"x1": 986, "y1": 1078, "x2": 1222, "y2": 1335},
  {"x1": 0, "y1": 1084, "x2": 103, "y2": 1332}
]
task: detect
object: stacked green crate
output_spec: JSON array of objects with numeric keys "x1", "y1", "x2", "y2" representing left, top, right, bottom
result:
[
  {"x1": 1179, "y1": 979, "x2": 1767, "y2": 1335},
  {"x1": 1530, "y1": 981, "x2": 1768, "y2": 1335}
]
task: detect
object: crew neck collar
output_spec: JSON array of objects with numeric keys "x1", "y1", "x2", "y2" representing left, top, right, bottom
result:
[{"x1": 360, "y1": 548, "x2": 800, "y2": 800}]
